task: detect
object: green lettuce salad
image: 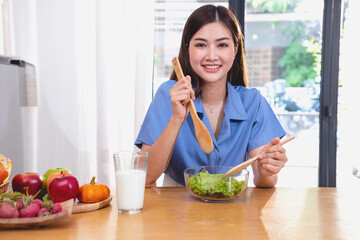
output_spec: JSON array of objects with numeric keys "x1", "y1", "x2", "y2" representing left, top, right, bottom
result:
[{"x1": 187, "y1": 171, "x2": 246, "y2": 198}]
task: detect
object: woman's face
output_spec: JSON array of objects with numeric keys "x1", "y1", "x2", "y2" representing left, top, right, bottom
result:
[{"x1": 189, "y1": 22, "x2": 238, "y2": 85}]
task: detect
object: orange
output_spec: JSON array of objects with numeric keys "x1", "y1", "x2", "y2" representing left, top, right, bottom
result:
[{"x1": 0, "y1": 154, "x2": 12, "y2": 183}]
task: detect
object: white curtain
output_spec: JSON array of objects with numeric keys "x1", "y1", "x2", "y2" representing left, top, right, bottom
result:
[{"x1": 6, "y1": 0, "x2": 154, "y2": 187}]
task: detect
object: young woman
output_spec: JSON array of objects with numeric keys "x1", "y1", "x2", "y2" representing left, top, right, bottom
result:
[{"x1": 135, "y1": 5, "x2": 287, "y2": 187}]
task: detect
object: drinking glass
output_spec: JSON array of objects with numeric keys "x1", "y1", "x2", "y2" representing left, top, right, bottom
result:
[{"x1": 113, "y1": 151, "x2": 148, "y2": 214}]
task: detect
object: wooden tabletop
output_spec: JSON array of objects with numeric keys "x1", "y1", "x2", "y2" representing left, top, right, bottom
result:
[{"x1": 1, "y1": 187, "x2": 360, "y2": 239}]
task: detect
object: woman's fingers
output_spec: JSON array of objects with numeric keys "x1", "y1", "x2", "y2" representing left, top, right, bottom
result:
[
  {"x1": 260, "y1": 163, "x2": 281, "y2": 174},
  {"x1": 169, "y1": 75, "x2": 195, "y2": 119},
  {"x1": 171, "y1": 89, "x2": 192, "y2": 105},
  {"x1": 260, "y1": 138, "x2": 286, "y2": 157},
  {"x1": 170, "y1": 76, "x2": 194, "y2": 103},
  {"x1": 258, "y1": 137, "x2": 288, "y2": 174}
]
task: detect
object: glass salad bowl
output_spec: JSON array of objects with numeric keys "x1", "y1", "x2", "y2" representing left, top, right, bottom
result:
[{"x1": 184, "y1": 166, "x2": 249, "y2": 202}]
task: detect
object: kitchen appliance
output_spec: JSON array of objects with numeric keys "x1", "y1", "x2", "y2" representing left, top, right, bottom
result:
[{"x1": 0, "y1": 55, "x2": 38, "y2": 177}]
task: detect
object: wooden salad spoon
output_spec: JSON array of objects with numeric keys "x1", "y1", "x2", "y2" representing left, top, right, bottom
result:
[
  {"x1": 222, "y1": 136, "x2": 295, "y2": 178},
  {"x1": 172, "y1": 57, "x2": 213, "y2": 154}
]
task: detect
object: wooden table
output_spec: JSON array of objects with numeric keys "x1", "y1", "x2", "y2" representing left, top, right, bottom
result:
[{"x1": 1, "y1": 187, "x2": 360, "y2": 239}]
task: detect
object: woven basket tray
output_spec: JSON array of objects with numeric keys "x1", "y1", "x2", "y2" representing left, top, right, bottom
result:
[{"x1": 0, "y1": 181, "x2": 9, "y2": 194}]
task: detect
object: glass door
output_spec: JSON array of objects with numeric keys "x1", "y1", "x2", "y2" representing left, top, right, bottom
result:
[
  {"x1": 337, "y1": 0, "x2": 360, "y2": 188},
  {"x1": 244, "y1": 0, "x2": 324, "y2": 187}
]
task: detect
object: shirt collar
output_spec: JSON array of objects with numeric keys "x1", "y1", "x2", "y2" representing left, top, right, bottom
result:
[
  {"x1": 193, "y1": 82, "x2": 248, "y2": 121},
  {"x1": 193, "y1": 96, "x2": 205, "y2": 119},
  {"x1": 225, "y1": 82, "x2": 248, "y2": 120}
]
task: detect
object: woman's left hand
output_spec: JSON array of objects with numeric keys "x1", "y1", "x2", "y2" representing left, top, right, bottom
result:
[{"x1": 256, "y1": 137, "x2": 288, "y2": 177}]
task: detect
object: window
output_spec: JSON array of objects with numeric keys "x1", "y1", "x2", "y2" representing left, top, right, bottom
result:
[{"x1": 245, "y1": 0, "x2": 324, "y2": 187}]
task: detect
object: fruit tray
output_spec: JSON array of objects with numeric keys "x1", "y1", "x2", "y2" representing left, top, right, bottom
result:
[
  {"x1": 0, "y1": 199, "x2": 73, "y2": 229},
  {"x1": 73, "y1": 196, "x2": 112, "y2": 214}
]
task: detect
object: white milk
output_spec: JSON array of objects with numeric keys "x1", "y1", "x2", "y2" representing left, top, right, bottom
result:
[{"x1": 115, "y1": 169, "x2": 146, "y2": 211}]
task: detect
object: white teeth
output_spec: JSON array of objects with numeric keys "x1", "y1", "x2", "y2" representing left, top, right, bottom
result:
[{"x1": 204, "y1": 65, "x2": 219, "y2": 69}]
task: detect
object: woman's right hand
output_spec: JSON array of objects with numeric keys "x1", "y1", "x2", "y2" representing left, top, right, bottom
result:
[{"x1": 169, "y1": 76, "x2": 195, "y2": 121}]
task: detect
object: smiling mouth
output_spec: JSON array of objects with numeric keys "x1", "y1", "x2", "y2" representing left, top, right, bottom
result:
[{"x1": 203, "y1": 65, "x2": 220, "y2": 69}]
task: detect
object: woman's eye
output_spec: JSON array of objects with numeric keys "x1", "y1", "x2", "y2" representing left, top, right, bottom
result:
[
  {"x1": 218, "y1": 43, "x2": 228, "y2": 47},
  {"x1": 195, "y1": 43, "x2": 206, "y2": 47}
]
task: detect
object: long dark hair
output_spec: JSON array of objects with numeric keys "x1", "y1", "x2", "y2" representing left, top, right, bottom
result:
[{"x1": 170, "y1": 5, "x2": 248, "y2": 97}]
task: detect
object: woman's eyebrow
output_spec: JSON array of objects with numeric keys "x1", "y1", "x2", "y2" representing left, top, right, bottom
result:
[
  {"x1": 216, "y1": 37, "x2": 230, "y2": 42},
  {"x1": 193, "y1": 37, "x2": 230, "y2": 42},
  {"x1": 193, "y1": 38, "x2": 207, "y2": 42}
]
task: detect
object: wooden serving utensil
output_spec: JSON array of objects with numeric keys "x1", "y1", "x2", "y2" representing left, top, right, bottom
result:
[
  {"x1": 172, "y1": 57, "x2": 213, "y2": 154},
  {"x1": 222, "y1": 136, "x2": 295, "y2": 178}
]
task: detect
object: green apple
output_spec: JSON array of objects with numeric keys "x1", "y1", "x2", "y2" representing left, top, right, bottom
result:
[{"x1": 41, "y1": 168, "x2": 71, "y2": 196}]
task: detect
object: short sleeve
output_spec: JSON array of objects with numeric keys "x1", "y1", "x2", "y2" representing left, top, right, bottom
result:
[
  {"x1": 135, "y1": 81, "x2": 175, "y2": 149},
  {"x1": 247, "y1": 95, "x2": 286, "y2": 151}
]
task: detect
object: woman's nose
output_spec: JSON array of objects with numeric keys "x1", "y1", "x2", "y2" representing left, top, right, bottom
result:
[{"x1": 205, "y1": 45, "x2": 218, "y2": 60}]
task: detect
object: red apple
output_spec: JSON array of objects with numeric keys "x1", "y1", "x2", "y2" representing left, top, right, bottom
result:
[
  {"x1": 48, "y1": 174, "x2": 79, "y2": 203},
  {"x1": 12, "y1": 172, "x2": 43, "y2": 198},
  {"x1": 41, "y1": 167, "x2": 71, "y2": 196}
]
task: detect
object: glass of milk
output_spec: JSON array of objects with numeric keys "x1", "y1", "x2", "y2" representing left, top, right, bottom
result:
[{"x1": 113, "y1": 151, "x2": 148, "y2": 214}]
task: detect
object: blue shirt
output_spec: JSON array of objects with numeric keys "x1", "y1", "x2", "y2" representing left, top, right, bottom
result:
[{"x1": 135, "y1": 80, "x2": 286, "y2": 185}]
